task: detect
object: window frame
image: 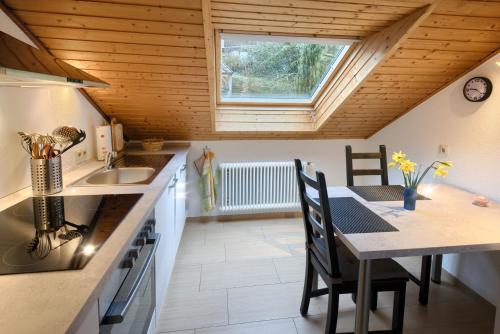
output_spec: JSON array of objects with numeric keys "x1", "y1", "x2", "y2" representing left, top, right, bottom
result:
[{"x1": 215, "y1": 31, "x2": 353, "y2": 106}]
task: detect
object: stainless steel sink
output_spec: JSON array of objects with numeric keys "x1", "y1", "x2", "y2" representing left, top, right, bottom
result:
[{"x1": 74, "y1": 167, "x2": 156, "y2": 186}]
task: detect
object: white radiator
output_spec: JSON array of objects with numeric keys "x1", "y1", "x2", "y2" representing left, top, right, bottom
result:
[{"x1": 220, "y1": 161, "x2": 301, "y2": 212}]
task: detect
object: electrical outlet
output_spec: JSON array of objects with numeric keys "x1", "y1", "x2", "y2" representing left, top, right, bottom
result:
[
  {"x1": 75, "y1": 148, "x2": 88, "y2": 164},
  {"x1": 439, "y1": 144, "x2": 449, "y2": 156}
]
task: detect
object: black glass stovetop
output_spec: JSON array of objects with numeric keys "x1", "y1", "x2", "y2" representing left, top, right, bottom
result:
[{"x1": 0, "y1": 193, "x2": 142, "y2": 275}]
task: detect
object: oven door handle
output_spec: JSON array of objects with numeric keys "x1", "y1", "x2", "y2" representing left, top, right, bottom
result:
[{"x1": 102, "y1": 233, "x2": 160, "y2": 325}]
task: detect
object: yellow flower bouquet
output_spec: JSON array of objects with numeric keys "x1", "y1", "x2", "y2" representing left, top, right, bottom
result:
[{"x1": 388, "y1": 151, "x2": 453, "y2": 210}]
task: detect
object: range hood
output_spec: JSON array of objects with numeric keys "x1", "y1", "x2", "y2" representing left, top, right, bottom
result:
[{"x1": 0, "y1": 31, "x2": 109, "y2": 88}]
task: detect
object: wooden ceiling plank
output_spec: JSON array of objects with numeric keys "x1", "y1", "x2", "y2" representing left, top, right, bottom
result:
[
  {"x1": 15, "y1": 11, "x2": 205, "y2": 36},
  {"x1": 210, "y1": 17, "x2": 381, "y2": 33},
  {"x1": 50, "y1": 50, "x2": 207, "y2": 67},
  {"x1": 29, "y1": 26, "x2": 206, "y2": 48},
  {"x1": 40, "y1": 38, "x2": 206, "y2": 58},
  {"x1": 213, "y1": 23, "x2": 367, "y2": 37},
  {"x1": 210, "y1": 2, "x2": 405, "y2": 21},
  {"x1": 213, "y1": 0, "x2": 420, "y2": 15},
  {"x1": 89, "y1": 0, "x2": 202, "y2": 10},
  {"x1": 63, "y1": 60, "x2": 208, "y2": 75},
  {"x1": 211, "y1": 9, "x2": 394, "y2": 26},
  {"x1": 5, "y1": 0, "x2": 203, "y2": 24}
]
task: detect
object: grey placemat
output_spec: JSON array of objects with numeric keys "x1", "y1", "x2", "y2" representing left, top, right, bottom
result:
[
  {"x1": 326, "y1": 197, "x2": 398, "y2": 234},
  {"x1": 348, "y1": 185, "x2": 430, "y2": 202}
]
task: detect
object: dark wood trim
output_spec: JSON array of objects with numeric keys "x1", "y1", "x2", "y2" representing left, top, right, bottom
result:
[
  {"x1": 0, "y1": 1, "x2": 111, "y2": 124},
  {"x1": 186, "y1": 211, "x2": 301, "y2": 223}
]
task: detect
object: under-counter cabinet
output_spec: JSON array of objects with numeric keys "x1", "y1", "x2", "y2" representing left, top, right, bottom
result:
[{"x1": 154, "y1": 157, "x2": 188, "y2": 315}]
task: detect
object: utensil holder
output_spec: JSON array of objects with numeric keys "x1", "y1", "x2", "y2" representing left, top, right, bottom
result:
[
  {"x1": 30, "y1": 156, "x2": 63, "y2": 195},
  {"x1": 33, "y1": 196, "x2": 65, "y2": 231}
]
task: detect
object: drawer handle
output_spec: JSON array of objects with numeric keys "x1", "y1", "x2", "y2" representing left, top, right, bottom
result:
[{"x1": 168, "y1": 178, "x2": 178, "y2": 188}]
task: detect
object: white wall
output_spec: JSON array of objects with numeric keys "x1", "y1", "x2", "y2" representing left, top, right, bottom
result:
[
  {"x1": 0, "y1": 87, "x2": 105, "y2": 198},
  {"x1": 371, "y1": 54, "x2": 500, "y2": 306},
  {"x1": 0, "y1": 16, "x2": 105, "y2": 198},
  {"x1": 186, "y1": 139, "x2": 370, "y2": 217}
]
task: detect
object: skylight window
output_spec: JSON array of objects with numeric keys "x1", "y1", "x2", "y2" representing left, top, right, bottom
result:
[{"x1": 218, "y1": 33, "x2": 351, "y2": 104}]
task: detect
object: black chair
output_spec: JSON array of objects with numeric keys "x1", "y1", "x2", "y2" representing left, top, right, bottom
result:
[
  {"x1": 345, "y1": 145, "x2": 389, "y2": 186},
  {"x1": 345, "y1": 145, "x2": 433, "y2": 306},
  {"x1": 294, "y1": 159, "x2": 409, "y2": 334}
]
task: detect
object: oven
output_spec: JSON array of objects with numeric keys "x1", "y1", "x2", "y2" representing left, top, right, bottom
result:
[{"x1": 99, "y1": 219, "x2": 159, "y2": 334}]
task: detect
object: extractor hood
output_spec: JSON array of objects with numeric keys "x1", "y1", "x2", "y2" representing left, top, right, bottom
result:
[{"x1": 0, "y1": 31, "x2": 109, "y2": 88}]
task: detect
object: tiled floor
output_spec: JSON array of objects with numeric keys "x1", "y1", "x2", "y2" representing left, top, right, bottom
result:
[{"x1": 156, "y1": 218, "x2": 496, "y2": 334}]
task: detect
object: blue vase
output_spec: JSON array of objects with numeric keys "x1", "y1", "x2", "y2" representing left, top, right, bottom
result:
[{"x1": 403, "y1": 187, "x2": 417, "y2": 210}]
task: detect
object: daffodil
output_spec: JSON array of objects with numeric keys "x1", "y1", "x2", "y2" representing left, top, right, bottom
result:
[
  {"x1": 438, "y1": 161, "x2": 453, "y2": 168},
  {"x1": 399, "y1": 159, "x2": 417, "y2": 174},
  {"x1": 388, "y1": 161, "x2": 397, "y2": 168},
  {"x1": 434, "y1": 165, "x2": 449, "y2": 177},
  {"x1": 392, "y1": 151, "x2": 406, "y2": 163}
]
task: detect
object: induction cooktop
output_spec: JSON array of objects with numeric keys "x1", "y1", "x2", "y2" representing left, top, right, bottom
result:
[{"x1": 0, "y1": 194, "x2": 142, "y2": 275}]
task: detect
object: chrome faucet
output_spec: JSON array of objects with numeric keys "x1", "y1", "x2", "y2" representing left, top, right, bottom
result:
[{"x1": 105, "y1": 151, "x2": 117, "y2": 170}]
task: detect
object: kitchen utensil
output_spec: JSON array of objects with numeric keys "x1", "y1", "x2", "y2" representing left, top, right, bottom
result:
[
  {"x1": 18, "y1": 131, "x2": 33, "y2": 155},
  {"x1": 52, "y1": 126, "x2": 86, "y2": 154},
  {"x1": 25, "y1": 232, "x2": 39, "y2": 254}
]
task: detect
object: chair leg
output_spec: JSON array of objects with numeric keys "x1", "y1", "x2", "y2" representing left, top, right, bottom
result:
[
  {"x1": 370, "y1": 291, "x2": 378, "y2": 311},
  {"x1": 419, "y1": 255, "x2": 432, "y2": 305},
  {"x1": 300, "y1": 252, "x2": 314, "y2": 316},
  {"x1": 325, "y1": 287, "x2": 339, "y2": 334},
  {"x1": 391, "y1": 283, "x2": 407, "y2": 334}
]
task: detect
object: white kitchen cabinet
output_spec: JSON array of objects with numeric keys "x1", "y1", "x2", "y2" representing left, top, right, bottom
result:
[
  {"x1": 154, "y1": 175, "x2": 176, "y2": 313},
  {"x1": 154, "y1": 157, "x2": 188, "y2": 314},
  {"x1": 175, "y1": 162, "x2": 187, "y2": 246}
]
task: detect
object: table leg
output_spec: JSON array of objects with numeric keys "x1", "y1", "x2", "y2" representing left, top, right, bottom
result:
[
  {"x1": 355, "y1": 259, "x2": 372, "y2": 334},
  {"x1": 431, "y1": 254, "x2": 443, "y2": 284}
]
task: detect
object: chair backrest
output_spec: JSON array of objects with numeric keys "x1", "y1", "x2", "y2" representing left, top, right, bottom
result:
[
  {"x1": 345, "y1": 145, "x2": 389, "y2": 186},
  {"x1": 294, "y1": 159, "x2": 340, "y2": 278}
]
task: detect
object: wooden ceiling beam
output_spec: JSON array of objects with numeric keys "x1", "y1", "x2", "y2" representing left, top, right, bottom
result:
[
  {"x1": 201, "y1": 0, "x2": 217, "y2": 131},
  {"x1": 314, "y1": 4, "x2": 435, "y2": 129}
]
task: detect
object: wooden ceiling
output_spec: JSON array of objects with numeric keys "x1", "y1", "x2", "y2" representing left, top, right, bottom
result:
[{"x1": 3, "y1": 0, "x2": 500, "y2": 140}]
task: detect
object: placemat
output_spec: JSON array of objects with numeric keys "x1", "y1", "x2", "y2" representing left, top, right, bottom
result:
[
  {"x1": 348, "y1": 185, "x2": 430, "y2": 202},
  {"x1": 326, "y1": 197, "x2": 398, "y2": 234}
]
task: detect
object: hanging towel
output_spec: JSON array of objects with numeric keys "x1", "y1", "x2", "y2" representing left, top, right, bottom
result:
[{"x1": 200, "y1": 150, "x2": 218, "y2": 212}]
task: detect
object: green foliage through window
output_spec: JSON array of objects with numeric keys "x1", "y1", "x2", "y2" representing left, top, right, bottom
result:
[{"x1": 220, "y1": 34, "x2": 349, "y2": 101}]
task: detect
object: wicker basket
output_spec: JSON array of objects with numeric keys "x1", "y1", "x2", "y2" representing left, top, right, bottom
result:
[{"x1": 141, "y1": 139, "x2": 164, "y2": 151}]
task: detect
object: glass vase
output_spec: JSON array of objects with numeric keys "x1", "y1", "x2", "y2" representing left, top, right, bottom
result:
[{"x1": 403, "y1": 187, "x2": 417, "y2": 210}]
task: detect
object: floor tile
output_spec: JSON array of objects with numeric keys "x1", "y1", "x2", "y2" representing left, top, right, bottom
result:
[
  {"x1": 225, "y1": 240, "x2": 292, "y2": 262},
  {"x1": 195, "y1": 319, "x2": 297, "y2": 334},
  {"x1": 167, "y1": 264, "x2": 201, "y2": 293},
  {"x1": 157, "y1": 289, "x2": 228, "y2": 332},
  {"x1": 273, "y1": 256, "x2": 306, "y2": 283},
  {"x1": 200, "y1": 259, "x2": 280, "y2": 290},
  {"x1": 227, "y1": 282, "x2": 323, "y2": 324},
  {"x1": 176, "y1": 244, "x2": 226, "y2": 265}
]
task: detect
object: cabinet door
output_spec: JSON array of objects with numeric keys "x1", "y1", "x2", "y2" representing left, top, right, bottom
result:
[
  {"x1": 175, "y1": 162, "x2": 187, "y2": 246},
  {"x1": 154, "y1": 177, "x2": 176, "y2": 312}
]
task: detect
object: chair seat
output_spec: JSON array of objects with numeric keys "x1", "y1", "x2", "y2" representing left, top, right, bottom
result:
[{"x1": 311, "y1": 236, "x2": 409, "y2": 283}]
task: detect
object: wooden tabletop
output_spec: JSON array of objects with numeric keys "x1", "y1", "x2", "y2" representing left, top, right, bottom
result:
[{"x1": 313, "y1": 184, "x2": 500, "y2": 260}]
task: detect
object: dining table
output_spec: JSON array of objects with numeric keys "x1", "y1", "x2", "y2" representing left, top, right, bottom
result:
[{"x1": 312, "y1": 184, "x2": 500, "y2": 334}]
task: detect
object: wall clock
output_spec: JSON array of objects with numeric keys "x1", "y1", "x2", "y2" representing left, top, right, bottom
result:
[{"x1": 463, "y1": 76, "x2": 493, "y2": 102}]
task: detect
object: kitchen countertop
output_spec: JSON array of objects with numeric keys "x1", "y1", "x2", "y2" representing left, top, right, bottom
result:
[{"x1": 0, "y1": 142, "x2": 190, "y2": 334}]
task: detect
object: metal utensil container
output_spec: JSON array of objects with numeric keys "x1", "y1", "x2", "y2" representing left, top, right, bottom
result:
[
  {"x1": 33, "y1": 196, "x2": 65, "y2": 231},
  {"x1": 30, "y1": 156, "x2": 63, "y2": 195}
]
